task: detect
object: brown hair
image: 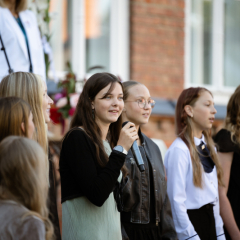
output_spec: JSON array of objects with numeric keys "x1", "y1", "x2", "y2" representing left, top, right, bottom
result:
[
  {"x1": 0, "y1": 0, "x2": 27, "y2": 13},
  {"x1": 225, "y1": 85, "x2": 240, "y2": 145},
  {"x1": 0, "y1": 97, "x2": 31, "y2": 142},
  {"x1": 70, "y1": 72, "x2": 123, "y2": 167},
  {"x1": 0, "y1": 136, "x2": 54, "y2": 240},
  {"x1": 122, "y1": 81, "x2": 142, "y2": 101},
  {"x1": 176, "y1": 87, "x2": 223, "y2": 188}
]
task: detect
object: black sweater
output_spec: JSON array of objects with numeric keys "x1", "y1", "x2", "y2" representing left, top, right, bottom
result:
[{"x1": 59, "y1": 128, "x2": 126, "y2": 207}]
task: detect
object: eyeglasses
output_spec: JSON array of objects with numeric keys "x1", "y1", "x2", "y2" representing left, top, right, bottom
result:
[{"x1": 125, "y1": 99, "x2": 155, "y2": 109}]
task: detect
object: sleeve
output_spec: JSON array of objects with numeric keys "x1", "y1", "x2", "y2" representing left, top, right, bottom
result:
[
  {"x1": 19, "y1": 216, "x2": 45, "y2": 240},
  {"x1": 164, "y1": 147, "x2": 200, "y2": 240},
  {"x1": 160, "y1": 193, "x2": 178, "y2": 240},
  {"x1": 214, "y1": 129, "x2": 235, "y2": 153},
  {"x1": 213, "y1": 191, "x2": 226, "y2": 240},
  {"x1": 61, "y1": 130, "x2": 126, "y2": 207}
]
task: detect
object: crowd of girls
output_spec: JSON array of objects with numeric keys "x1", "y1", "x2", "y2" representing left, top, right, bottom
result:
[{"x1": 0, "y1": 71, "x2": 240, "y2": 240}]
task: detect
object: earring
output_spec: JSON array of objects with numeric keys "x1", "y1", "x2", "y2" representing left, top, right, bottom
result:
[{"x1": 92, "y1": 109, "x2": 95, "y2": 120}]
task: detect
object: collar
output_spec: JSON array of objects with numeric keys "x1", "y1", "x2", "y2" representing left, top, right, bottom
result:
[
  {"x1": 194, "y1": 134, "x2": 206, "y2": 146},
  {"x1": 138, "y1": 128, "x2": 145, "y2": 146}
]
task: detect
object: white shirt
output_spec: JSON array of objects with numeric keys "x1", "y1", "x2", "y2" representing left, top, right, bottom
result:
[
  {"x1": 0, "y1": 7, "x2": 46, "y2": 82},
  {"x1": 164, "y1": 135, "x2": 225, "y2": 240}
]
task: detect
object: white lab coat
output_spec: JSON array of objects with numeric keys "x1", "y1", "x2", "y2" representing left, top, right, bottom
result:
[{"x1": 0, "y1": 7, "x2": 46, "y2": 82}]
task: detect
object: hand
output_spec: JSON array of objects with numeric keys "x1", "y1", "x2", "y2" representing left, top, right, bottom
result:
[{"x1": 117, "y1": 122, "x2": 138, "y2": 151}]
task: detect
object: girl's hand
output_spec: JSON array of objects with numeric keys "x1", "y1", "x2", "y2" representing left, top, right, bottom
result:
[{"x1": 117, "y1": 122, "x2": 138, "y2": 151}]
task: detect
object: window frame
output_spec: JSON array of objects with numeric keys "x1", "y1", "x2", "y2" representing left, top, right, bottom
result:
[
  {"x1": 70, "y1": 0, "x2": 129, "y2": 81},
  {"x1": 184, "y1": 0, "x2": 236, "y2": 104}
]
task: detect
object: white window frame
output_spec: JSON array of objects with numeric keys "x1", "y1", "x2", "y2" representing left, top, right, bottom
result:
[
  {"x1": 71, "y1": 0, "x2": 129, "y2": 81},
  {"x1": 185, "y1": 0, "x2": 236, "y2": 105}
]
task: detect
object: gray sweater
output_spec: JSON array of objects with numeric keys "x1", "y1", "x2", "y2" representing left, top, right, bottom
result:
[{"x1": 0, "y1": 200, "x2": 45, "y2": 240}]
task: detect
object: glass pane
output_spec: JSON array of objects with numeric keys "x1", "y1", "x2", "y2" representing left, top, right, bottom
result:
[
  {"x1": 190, "y1": 0, "x2": 213, "y2": 85},
  {"x1": 203, "y1": 1, "x2": 212, "y2": 85},
  {"x1": 50, "y1": 0, "x2": 72, "y2": 72},
  {"x1": 85, "y1": 0, "x2": 110, "y2": 74},
  {"x1": 224, "y1": 0, "x2": 240, "y2": 87}
]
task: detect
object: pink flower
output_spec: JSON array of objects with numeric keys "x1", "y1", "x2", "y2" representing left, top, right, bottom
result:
[
  {"x1": 56, "y1": 97, "x2": 67, "y2": 108},
  {"x1": 70, "y1": 93, "x2": 80, "y2": 108},
  {"x1": 54, "y1": 93, "x2": 64, "y2": 102},
  {"x1": 69, "y1": 108, "x2": 76, "y2": 116}
]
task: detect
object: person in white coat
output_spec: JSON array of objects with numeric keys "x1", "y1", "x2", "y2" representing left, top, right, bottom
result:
[
  {"x1": 0, "y1": 0, "x2": 46, "y2": 82},
  {"x1": 164, "y1": 87, "x2": 226, "y2": 240}
]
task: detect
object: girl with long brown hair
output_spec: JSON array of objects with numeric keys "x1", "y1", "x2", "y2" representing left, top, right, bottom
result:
[
  {"x1": 214, "y1": 85, "x2": 240, "y2": 240},
  {"x1": 60, "y1": 73, "x2": 138, "y2": 240},
  {"x1": 0, "y1": 136, "x2": 54, "y2": 239},
  {"x1": 164, "y1": 87, "x2": 225, "y2": 240}
]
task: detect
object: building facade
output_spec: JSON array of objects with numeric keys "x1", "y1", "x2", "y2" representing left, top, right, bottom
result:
[{"x1": 49, "y1": 0, "x2": 240, "y2": 146}]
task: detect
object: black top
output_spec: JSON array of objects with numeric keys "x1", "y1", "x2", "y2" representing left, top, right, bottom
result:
[
  {"x1": 214, "y1": 129, "x2": 240, "y2": 240},
  {"x1": 59, "y1": 128, "x2": 126, "y2": 207}
]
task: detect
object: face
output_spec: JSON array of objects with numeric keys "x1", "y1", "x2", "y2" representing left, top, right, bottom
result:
[
  {"x1": 27, "y1": 112, "x2": 35, "y2": 139},
  {"x1": 21, "y1": 112, "x2": 35, "y2": 139},
  {"x1": 188, "y1": 91, "x2": 217, "y2": 133},
  {"x1": 42, "y1": 81, "x2": 53, "y2": 123},
  {"x1": 123, "y1": 84, "x2": 152, "y2": 126},
  {"x1": 92, "y1": 83, "x2": 124, "y2": 126}
]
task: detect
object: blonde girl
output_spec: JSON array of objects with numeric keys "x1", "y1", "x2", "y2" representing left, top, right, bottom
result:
[
  {"x1": 0, "y1": 136, "x2": 54, "y2": 239},
  {"x1": 0, "y1": 72, "x2": 49, "y2": 152},
  {"x1": 0, "y1": 72, "x2": 60, "y2": 239}
]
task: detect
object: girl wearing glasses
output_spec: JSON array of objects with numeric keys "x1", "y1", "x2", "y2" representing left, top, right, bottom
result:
[{"x1": 121, "y1": 81, "x2": 177, "y2": 240}]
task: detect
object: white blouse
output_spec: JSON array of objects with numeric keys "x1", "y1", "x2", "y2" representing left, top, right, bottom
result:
[{"x1": 164, "y1": 135, "x2": 225, "y2": 240}]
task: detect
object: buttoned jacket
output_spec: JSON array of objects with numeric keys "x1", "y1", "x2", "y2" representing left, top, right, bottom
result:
[{"x1": 121, "y1": 130, "x2": 177, "y2": 239}]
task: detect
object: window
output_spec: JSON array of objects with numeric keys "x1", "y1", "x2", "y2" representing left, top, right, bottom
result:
[
  {"x1": 85, "y1": 0, "x2": 110, "y2": 73},
  {"x1": 224, "y1": 0, "x2": 240, "y2": 87},
  {"x1": 185, "y1": 0, "x2": 240, "y2": 97},
  {"x1": 49, "y1": 0, "x2": 129, "y2": 81}
]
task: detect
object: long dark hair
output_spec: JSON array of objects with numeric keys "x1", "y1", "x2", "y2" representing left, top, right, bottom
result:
[
  {"x1": 70, "y1": 72, "x2": 123, "y2": 167},
  {"x1": 176, "y1": 87, "x2": 223, "y2": 188}
]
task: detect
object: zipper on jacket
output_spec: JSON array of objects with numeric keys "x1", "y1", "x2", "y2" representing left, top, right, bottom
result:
[
  {"x1": 142, "y1": 142, "x2": 160, "y2": 226},
  {"x1": 130, "y1": 158, "x2": 135, "y2": 178},
  {"x1": 141, "y1": 142, "x2": 151, "y2": 224}
]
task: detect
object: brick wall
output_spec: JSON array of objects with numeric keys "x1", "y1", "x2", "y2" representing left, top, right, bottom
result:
[
  {"x1": 130, "y1": 0, "x2": 185, "y2": 99},
  {"x1": 130, "y1": 0, "x2": 185, "y2": 146}
]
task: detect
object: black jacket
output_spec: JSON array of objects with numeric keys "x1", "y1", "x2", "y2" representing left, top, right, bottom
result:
[{"x1": 121, "y1": 130, "x2": 177, "y2": 239}]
